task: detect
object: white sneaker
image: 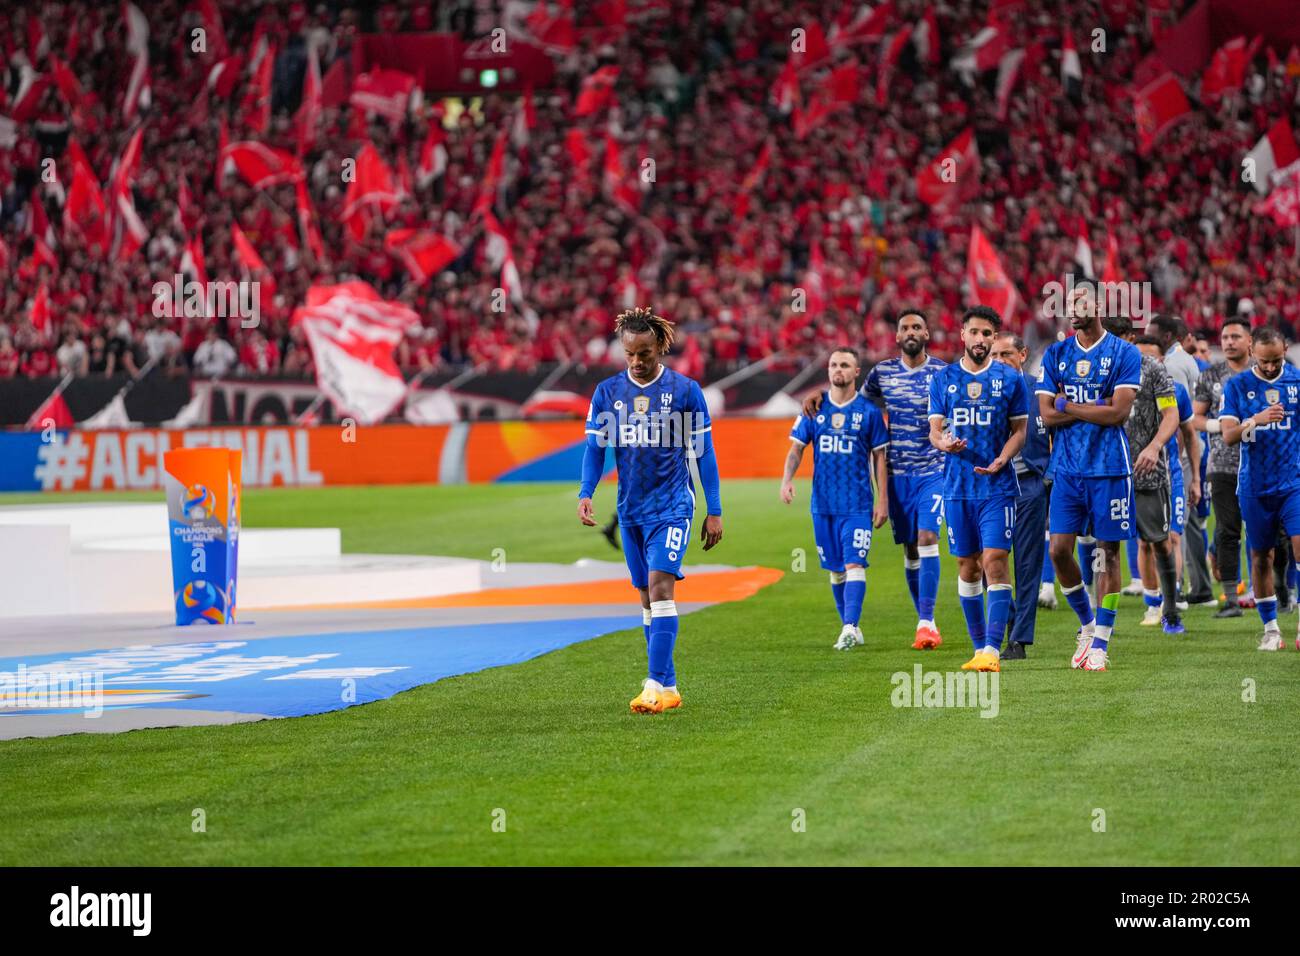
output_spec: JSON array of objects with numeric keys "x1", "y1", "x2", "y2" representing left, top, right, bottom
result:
[
  {"x1": 1071, "y1": 629, "x2": 1093, "y2": 669},
  {"x1": 1082, "y1": 647, "x2": 1109, "y2": 671},
  {"x1": 852, "y1": 626, "x2": 864, "y2": 646},
  {"x1": 1258, "y1": 630, "x2": 1283, "y2": 651},
  {"x1": 1140, "y1": 606, "x2": 1162, "y2": 626},
  {"x1": 833, "y1": 624, "x2": 858, "y2": 650},
  {"x1": 1121, "y1": 578, "x2": 1144, "y2": 596},
  {"x1": 1037, "y1": 582, "x2": 1058, "y2": 609}
]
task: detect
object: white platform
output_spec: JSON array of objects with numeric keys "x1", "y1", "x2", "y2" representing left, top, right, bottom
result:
[{"x1": 0, "y1": 503, "x2": 481, "y2": 618}]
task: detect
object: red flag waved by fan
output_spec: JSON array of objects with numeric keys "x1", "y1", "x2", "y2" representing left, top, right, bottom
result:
[
  {"x1": 967, "y1": 226, "x2": 1019, "y2": 326},
  {"x1": 291, "y1": 282, "x2": 421, "y2": 424},
  {"x1": 916, "y1": 128, "x2": 980, "y2": 210}
]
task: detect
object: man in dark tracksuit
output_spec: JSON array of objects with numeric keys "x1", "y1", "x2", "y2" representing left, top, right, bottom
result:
[{"x1": 993, "y1": 334, "x2": 1050, "y2": 659}]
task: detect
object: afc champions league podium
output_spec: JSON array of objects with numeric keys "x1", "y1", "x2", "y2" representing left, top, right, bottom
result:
[{"x1": 163, "y1": 447, "x2": 242, "y2": 626}]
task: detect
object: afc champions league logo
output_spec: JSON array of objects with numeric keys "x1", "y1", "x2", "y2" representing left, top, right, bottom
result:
[
  {"x1": 183, "y1": 483, "x2": 216, "y2": 522},
  {"x1": 1075, "y1": 359, "x2": 1091, "y2": 377},
  {"x1": 831, "y1": 413, "x2": 846, "y2": 429},
  {"x1": 966, "y1": 381, "x2": 982, "y2": 400},
  {"x1": 180, "y1": 580, "x2": 225, "y2": 624}
]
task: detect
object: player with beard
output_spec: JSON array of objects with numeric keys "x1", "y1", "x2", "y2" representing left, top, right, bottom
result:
[
  {"x1": 803, "y1": 310, "x2": 947, "y2": 650},
  {"x1": 927, "y1": 306, "x2": 1029, "y2": 671},
  {"x1": 1036, "y1": 281, "x2": 1142, "y2": 672}
]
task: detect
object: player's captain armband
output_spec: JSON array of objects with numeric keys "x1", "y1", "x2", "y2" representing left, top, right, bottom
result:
[{"x1": 1156, "y1": 394, "x2": 1177, "y2": 410}]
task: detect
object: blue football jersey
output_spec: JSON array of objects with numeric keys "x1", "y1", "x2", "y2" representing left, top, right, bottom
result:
[
  {"x1": 791, "y1": 392, "x2": 889, "y2": 515},
  {"x1": 1035, "y1": 331, "x2": 1142, "y2": 478},
  {"x1": 928, "y1": 359, "x2": 1029, "y2": 500},
  {"x1": 1166, "y1": 381, "x2": 1192, "y2": 474},
  {"x1": 585, "y1": 366, "x2": 712, "y2": 526},
  {"x1": 862, "y1": 356, "x2": 946, "y2": 477},
  {"x1": 1220, "y1": 365, "x2": 1300, "y2": 496}
]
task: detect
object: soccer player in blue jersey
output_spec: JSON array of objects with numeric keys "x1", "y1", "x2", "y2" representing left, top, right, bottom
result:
[
  {"x1": 578, "y1": 307, "x2": 724, "y2": 713},
  {"x1": 1219, "y1": 326, "x2": 1300, "y2": 652},
  {"x1": 1132, "y1": 337, "x2": 1202, "y2": 626},
  {"x1": 1036, "y1": 282, "x2": 1142, "y2": 672},
  {"x1": 928, "y1": 306, "x2": 1029, "y2": 672},
  {"x1": 781, "y1": 348, "x2": 890, "y2": 650},
  {"x1": 802, "y1": 309, "x2": 948, "y2": 650}
]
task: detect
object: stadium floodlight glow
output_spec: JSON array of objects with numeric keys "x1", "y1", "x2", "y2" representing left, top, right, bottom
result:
[{"x1": 480, "y1": 69, "x2": 499, "y2": 88}]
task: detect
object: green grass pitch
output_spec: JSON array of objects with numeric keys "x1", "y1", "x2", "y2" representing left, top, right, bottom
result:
[{"x1": 0, "y1": 480, "x2": 1296, "y2": 866}]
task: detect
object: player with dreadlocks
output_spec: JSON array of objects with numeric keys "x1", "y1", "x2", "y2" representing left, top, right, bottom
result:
[{"x1": 578, "y1": 307, "x2": 724, "y2": 713}]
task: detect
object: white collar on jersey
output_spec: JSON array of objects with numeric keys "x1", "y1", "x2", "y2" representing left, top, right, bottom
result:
[
  {"x1": 1249, "y1": 365, "x2": 1286, "y2": 385},
  {"x1": 825, "y1": 391, "x2": 858, "y2": 409},
  {"x1": 1073, "y1": 329, "x2": 1109, "y2": 353},
  {"x1": 626, "y1": 365, "x2": 666, "y2": 388},
  {"x1": 958, "y1": 356, "x2": 992, "y2": 376}
]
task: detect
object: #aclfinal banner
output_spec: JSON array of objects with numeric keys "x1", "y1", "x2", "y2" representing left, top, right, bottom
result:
[{"x1": 162, "y1": 448, "x2": 242, "y2": 626}]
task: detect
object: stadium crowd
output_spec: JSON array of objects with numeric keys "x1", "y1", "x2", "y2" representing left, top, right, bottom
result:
[{"x1": 1, "y1": 0, "x2": 1298, "y2": 386}]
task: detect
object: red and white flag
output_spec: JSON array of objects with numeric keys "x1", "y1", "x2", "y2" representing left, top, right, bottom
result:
[
  {"x1": 206, "y1": 54, "x2": 245, "y2": 99},
  {"x1": 232, "y1": 222, "x2": 277, "y2": 300},
  {"x1": 1245, "y1": 117, "x2": 1300, "y2": 195},
  {"x1": 524, "y1": 0, "x2": 577, "y2": 55},
  {"x1": 951, "y1": 25, "x2": 1008, "y2": 76},
  {"x1": 181, "y1": 232, "x2": 208, "y2": 286},
  {"x1": 966, "y1": 225, "x2": 1019, "y2": 326},
  {"x1": 913, "y1": 7, "x2": 940, "y2": 65},
  {"x1": 291, "y1": 282, "x2": 422, "y2": 424},
  {"x1": 417, "y1": 122, "x2": 449, "y2": 187},
  {"x1": 831, "y1": 2, "x2": 893, "y2": 50},
  {"x1": 483, "y1": 212, "x2": 524, "y2": 304},
  {"x1": 1201, "y1": 36, "x2": 1247, "y2": 103},
  {"x1": 995, "y1": 47, "x2": 1026, "y2": 119},
  {"x1": 1062, "y1": 30, "x2": 1083, "y2": 101},
  {"x1": 349, "y1": 69, "x2": 418, "y2": 124},
  {"x1": 771, "y1": 57, "x2": 799, "y2": 116},
  {"x1": 122, "y1": 2, "x2": 151, "y2": 121},
  {"x1": 1132, "y1": 71, "x2": 1190, "y2": 156},
  {"x1": 474, "y1": 125, "x2": 510, "y2": 216},
  {"x1": 243, "y1": 42, "x2": 276, "y2": 135},
  {"x1": 1255, "y1": 170, "x2": 1300, "y2": 227},
  {"x1": 916, "y1": 128, "x2": 980, "y2": 209},
  {"x1": 512, "y1": 86, "x2": 536, "y2": 150},
  {"x1": 384, "y1": 228, "x2": 459, "y2": 285},
  {"x1": 114, "y1": 191, "x2": 149, "y2": 262},
  {"x1": 575, "y1": 66, "x2": 620, "y2": 116},
  {"x1": 223, "y1": 141, "x2": 305, "y2": 190}
]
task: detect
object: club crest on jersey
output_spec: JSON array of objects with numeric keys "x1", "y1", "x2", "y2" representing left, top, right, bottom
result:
[
  {"x1": 831, "y1": 413, "x2": 846, "y2": 429},
  {"x1": 991, "y1": 377, "x2": 1003, "y2": 395},
  {"x1": 660, "y1": 392, "x2": 673, "y2": 407},
  {"x1": 1075, "y1": 359, "x2": 1091, "y2": 377},
  {"x1": 1266, "y1": 389, "x2": 1280, "y2": 405},
  {"x1": 633, "y1": 395, "x2": 650, "y2": 414},
  {"x1": 966, "y1": 381, "x2": 983, "y2": 400}
]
